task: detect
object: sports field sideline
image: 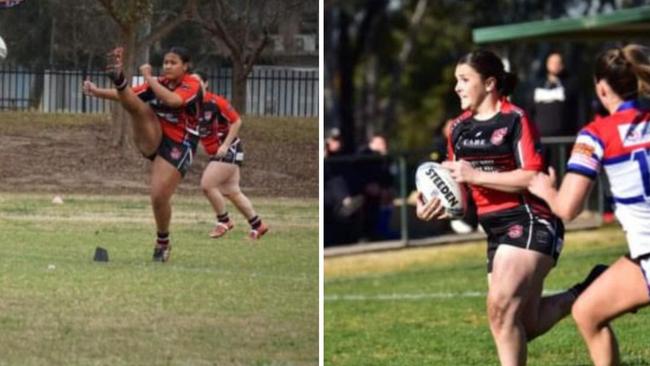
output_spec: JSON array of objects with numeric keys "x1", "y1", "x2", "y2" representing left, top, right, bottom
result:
[
  {"x1": 325, "y1": 225, "x2": 650, "y2": 366},
  {"x1": 0, "y1": 193, "x2": 318, "y2": 366}
]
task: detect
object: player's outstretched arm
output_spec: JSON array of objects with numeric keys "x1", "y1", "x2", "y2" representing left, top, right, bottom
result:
[
  {"x1": 216, "y1": 118, "x2": 242, "y2": 157},
  {"x1": 82, "y1": 80, "x2": 119, "y2": 100},
  {"x1": 528, "y1": 167, "x2": 593, "y2": 221}
]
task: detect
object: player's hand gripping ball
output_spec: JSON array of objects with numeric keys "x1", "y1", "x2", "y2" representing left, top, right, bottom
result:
[{"x1": 415, "y1": 161, "x2": 466, "y2": 219}]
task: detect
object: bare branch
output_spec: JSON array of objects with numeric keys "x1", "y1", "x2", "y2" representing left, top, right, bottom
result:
[
  {"x1": 139, "y1": 0, "x2": 196, "y2": 48},
  {"x1": 196, "y1": 0, "x2": 242, "y2": 62},
  {"x1": 242, "y1": 31, "x2": 269, "y2": 77},
  {"x1": 96, "y1": 0, "x2": 127, "y2": 30},
  {"x1": 243, "y1": 0, "x2": 252, "y2": 46}
]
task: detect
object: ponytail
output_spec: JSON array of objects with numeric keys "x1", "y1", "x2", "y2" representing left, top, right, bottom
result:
[
  {"x1": 622, "y1": 44, "x2": 650, "y2": 97},
  {"x1": 500, "y1": 71, "x2": 518, "y2": 97},
  {"x1": 595, "y1": 44, "x2": 650, "y2": 99}
]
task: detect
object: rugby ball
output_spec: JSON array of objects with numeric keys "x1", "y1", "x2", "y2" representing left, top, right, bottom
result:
[
  {"x1": 415, "y1": 161, "x2": 466, "y2": 218},
  {"x1": 0, "y1": 36, "x2": 6, "y2": 60},
  {"x1": 0, "y1": 0, "x2": 26, "y2": 9}
]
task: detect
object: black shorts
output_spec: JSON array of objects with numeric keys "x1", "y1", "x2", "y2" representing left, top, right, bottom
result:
[
  {"x1": 145, "y1": 134, "x2": 197, "y2": 177},
  {"x1": 480, "y1": 206, "x2": 565, "y2": 273},
  {"x1": 209, "y1": 138, "x2": 244, "y2": 166}
]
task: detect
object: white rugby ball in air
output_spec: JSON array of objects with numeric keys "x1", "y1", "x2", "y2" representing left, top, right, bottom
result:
[
  {"x1": 415, "y1": 161, "x2": 466, "y2": 218},
  {"x1": 0, "y1": 36, "x2": 6, "y2": 60}
]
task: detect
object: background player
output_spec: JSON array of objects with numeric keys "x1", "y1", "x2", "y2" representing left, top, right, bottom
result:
[
  {"x1": 529, "y1": 44, "x2": 650, "y2": 365},
  {"x1": 194, "y1": 72, "x2": 268, "y2": 240},
  {"x1": 83, "y1": 46, "x2": 202, "y2": 262}
]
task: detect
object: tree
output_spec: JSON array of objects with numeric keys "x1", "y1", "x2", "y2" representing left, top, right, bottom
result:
[
  {"x1": 95, "y1": 0, "x2": 196, "y2": 149},
  {"x1": 50, "y1": 1, "x2": 116, "y2": 69},
  {"x1": 0, "y1": 1, "x2": 54, "y2": 68},
  {"x1": 191, "y1": 0, "x2": 304, "y2": 113},
  {"x1": 325, "y1": 0, "x2": 610, "y2": 151},
  {"x1": 325, "y1": 0, "x2": 389, "y2": 153}
]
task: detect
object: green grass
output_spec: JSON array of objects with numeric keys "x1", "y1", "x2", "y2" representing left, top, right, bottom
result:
[
  {"x1": 325, "y1": 225, "x2": 650, "y2": 366},
  {"x1": 0, "y1": 193, "x2": 318, "y2": 366},
  {"x1": 0, "y1": 111, "x2": 318, "y2": 140}
]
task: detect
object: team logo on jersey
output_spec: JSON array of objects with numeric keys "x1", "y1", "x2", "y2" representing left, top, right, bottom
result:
[
  {"x1": 571, "y1": 142, "x2": 595, "y2": 158},
  {"x1": 507, "y1": 224, "x2": 524, "y2": 239},
  {"x1": 620, "y1": 121, "x2": 650, "y2": 146},
  {"x1": 491, "y1": 127, "x2": 508, "y2": 145},
  {"x1": 170, "y1": 147, "x2": 182, "y2": 160}
]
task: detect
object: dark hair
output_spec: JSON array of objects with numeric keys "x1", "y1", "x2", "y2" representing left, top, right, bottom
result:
[
  {"x1": 457, "y1": 50, "x2": 518, "y2": 96},
  {"x1": 166, "y1": 46, "x2": 191, "y2": 63},
  {"x1": 594, "y1": 44, "x2": 650, "y2": 99},
  {"x1": 194, "y1": 70, "x2": 208, "y2": 83}
]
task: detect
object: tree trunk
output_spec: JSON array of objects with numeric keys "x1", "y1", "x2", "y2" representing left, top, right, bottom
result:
[{"x1": 231, "y1": 62, "x2": 248, "y2": 114}]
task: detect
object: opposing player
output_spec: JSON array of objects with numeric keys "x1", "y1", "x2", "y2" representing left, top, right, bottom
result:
[
  {"x1": 529, "y1": 44, "x2": 650, "y2": 365},
  {"x1": 416, "y1": 50, "x2": 604, "y2": 366},
  {"x1": 83, "y1": 46, "x2": 202, "y2": 262},
  {"x1": 194, "y1": 72, "x2": 268, "y2": 240}
]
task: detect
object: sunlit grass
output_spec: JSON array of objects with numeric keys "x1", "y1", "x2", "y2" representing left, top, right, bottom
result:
[{"x1": 0, "y1": 193, "x2": 318, "y2": 366}]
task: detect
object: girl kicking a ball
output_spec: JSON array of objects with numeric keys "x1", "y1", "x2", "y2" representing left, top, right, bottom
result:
[{"x1": 83, "y1": 46, "x2": 202, "y2": 262}]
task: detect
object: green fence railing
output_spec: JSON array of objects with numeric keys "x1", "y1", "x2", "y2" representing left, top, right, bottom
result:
[{"x1": 324, "y1": 137, "x2": 606, "y2": 255}]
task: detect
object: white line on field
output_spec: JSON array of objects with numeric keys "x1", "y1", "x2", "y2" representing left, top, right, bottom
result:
[
  {"x1": 0, "y1": 213, "x2": 316, "y2": 227},
  {"x1": 325, "y1": 289, "x2": 565, "y2": 301}
]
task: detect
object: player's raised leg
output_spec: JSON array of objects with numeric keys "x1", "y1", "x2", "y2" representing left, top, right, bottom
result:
[
  {"x1": 522, "y1": 264, "x2": 607, "y2": 340},
  {"x1": 105, "y1": 47, "x2": 162, "y2": 156}
]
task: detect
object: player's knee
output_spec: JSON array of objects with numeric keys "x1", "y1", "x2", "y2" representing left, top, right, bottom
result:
[
  {"x1": 222, "y1": 190, "x2": 240, "y2": 199},
  {"x1": 134, "y1": 137, "x2": 158, "y2": 157},
  {"x1": 150, "y1": 189, "x2": 171, "y2": 210},
  {"x1": 571, "y1": 296, "x2": 595, "y2": 331},
  {"x1": 200, "y1": 178, "x2": 211, "y2": 195},
  {"x1": 487, "y1": 292, "x2": 519, "y2": 331}
]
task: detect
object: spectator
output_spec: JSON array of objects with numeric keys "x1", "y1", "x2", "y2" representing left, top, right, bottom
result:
[
  {"x1": 357, "y1": 133, "x2": 397, "y2": 240},
  {"x1": 324, "y1": 128, "x2": 364, "y2": 245},
  {"x1": 531, "y1": 52, "x2": 580, "y2": 137},
  {"x1": 325, "y1": 128, "x2": 344, "y2": 157}
]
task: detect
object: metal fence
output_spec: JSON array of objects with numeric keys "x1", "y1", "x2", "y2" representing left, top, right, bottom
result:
[
  {"x1": 0, "y1": 65, "x2": 319, "y2": 117},
  {"x1": 324, "y1": 137, "x2": 607, "y2": 255}
]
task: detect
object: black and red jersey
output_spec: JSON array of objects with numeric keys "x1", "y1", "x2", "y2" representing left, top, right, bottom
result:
[
  {"x1": 199, "y1": 92, "x2": 241, "y2": 155},
  {"x1": 133, "y1": 74, "x2": 202, "y2": 144},
  {"x1": 447, "y1": 99, "x2": 553, "y2": 218}
]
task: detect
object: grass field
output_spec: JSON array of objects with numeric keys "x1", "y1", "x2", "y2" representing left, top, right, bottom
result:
[
  {"x1": 325, "y1": 225, "x2": 650, "y2": 366},
  {"x1": 0, "y1": 193, "x2": 318, "y2": 366}
]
